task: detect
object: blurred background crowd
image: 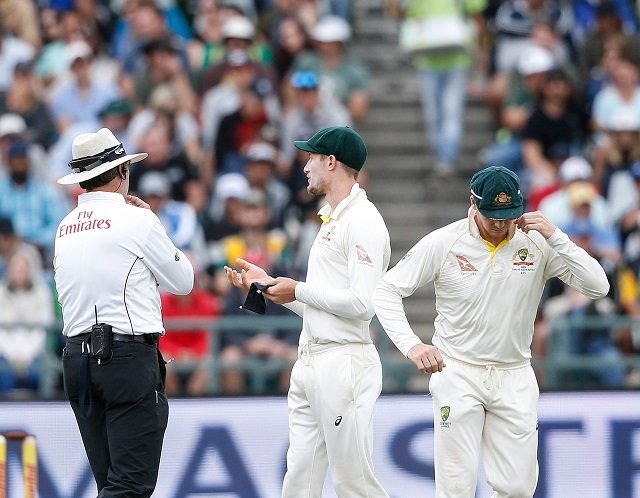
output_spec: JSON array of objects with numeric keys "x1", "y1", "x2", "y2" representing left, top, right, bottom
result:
[{"x1": 2, "y1": 0, "x2": 640, "y2": 398}]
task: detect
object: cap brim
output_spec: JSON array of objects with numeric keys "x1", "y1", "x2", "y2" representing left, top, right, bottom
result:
[
  {"x1": 478, "y1": 205, "x2": 524, "y2": 220},
  {"x1": 57, "y1": 153, "x2": 147, "y2": 185},
  {"x1": 294, "y1": 141, "x2": 320, "y2": 153}
]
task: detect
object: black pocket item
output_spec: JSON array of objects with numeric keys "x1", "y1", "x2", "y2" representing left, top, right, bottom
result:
[
  {"x1": 90, "y1": 323, "x2": 113, "y2": 361},
  {"x1": 241, "y1": 282, "x2": 274, "y2": 314}
]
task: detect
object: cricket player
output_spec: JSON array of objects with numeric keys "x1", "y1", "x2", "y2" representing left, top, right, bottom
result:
[
  {"x1": 225, "y1": 126, "x2": 390, "y2": 497},
  {"x1": 373, "y1": 166, "x2": 609, "y2": 497}
]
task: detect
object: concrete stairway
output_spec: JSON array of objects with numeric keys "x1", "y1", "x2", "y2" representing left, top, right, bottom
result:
[{"x1": 350, "y1": 1, "x2": 495, "y2": 346}]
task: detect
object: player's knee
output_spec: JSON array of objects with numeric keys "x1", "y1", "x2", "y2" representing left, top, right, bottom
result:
[{"x1": 494, "y1": 480, "x2": 536, "y2": 498}]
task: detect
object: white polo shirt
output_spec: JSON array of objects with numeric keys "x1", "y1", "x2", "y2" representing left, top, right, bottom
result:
[
  {"x1": 374, "y1": 208, "x2": 610, "y2": 365},
  {"x1": 286, "y1": 184, "x2": 391, "y2": 345},
  {"x1": 54, "y1": 192, "x2": 194, "y2": 338}
]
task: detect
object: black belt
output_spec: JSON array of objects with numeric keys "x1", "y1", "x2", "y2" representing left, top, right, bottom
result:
[{"x1": 67, "y1": 332, "x2": 160, "y2": 345}]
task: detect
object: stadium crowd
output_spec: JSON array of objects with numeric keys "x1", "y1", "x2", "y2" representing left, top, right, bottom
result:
[{"x1": 1, "y1": 0, "x2": 640, "y2": 397}]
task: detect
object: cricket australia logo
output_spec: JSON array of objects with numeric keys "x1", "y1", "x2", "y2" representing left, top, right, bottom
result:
[
  {"x1": 493, "y1": 192, "x2": 512, "y2": 206},
  {"x1": 440, "y1": 406, "x2": 451, "y2": 428},
  {"x1": 321, "y1": 225, "x2": 336, "y2": 244},
  {"x1": 512, "y1": 247, "x2": 535, "y2": 272}
]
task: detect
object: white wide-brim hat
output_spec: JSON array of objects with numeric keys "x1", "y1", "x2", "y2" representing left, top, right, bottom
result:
[{"x1": 57, "y1": 127, "x2": 147, "y2": 185}]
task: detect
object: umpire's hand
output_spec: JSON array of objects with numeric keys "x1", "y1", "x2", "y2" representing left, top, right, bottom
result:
[{"x1": 407, "y1": 343, "x2": 446, "y2": 374}]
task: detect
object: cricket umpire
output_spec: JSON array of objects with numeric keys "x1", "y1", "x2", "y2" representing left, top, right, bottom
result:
[
  {"x1": 226, "y1": 126, "x2": 390, "y2": 497},
  {"x1": 373, "y1": 166, "x2": 609, "y2": 497},
  {"x1": 54, "y1": 128, "x2": 194, "y2": 497}
]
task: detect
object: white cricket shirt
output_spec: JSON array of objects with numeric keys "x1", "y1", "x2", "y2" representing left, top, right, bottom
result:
[
  {"x1": 287, "y1": 184, "x2": 391, "y2": 345},
  {"x1": 374, "y1": 208, "x2": 610, "y2": 365},
  {"x1": 54, "y1": 192, "x2": 194, "y2": 337}
]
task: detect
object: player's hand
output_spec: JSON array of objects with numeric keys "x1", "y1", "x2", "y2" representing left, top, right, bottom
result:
[
  {"x1": 407, "y1": 343, "x2": 445, "y2": 374},
  {"x1": 224, "y1": 258, "x2": 270, "y2": 291},
  {"x1": 126, "y1": 195, "x2": 150, "y2": 209},
  {"x1": 515, "y1": 211, "x2": 556, "y2": 239},
  {"x1": 262, "y1": 277, "x2": 298, "y2": 304}
]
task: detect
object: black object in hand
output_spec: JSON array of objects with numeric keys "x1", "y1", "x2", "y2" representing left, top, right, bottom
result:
[{"x1": 241, "y1": 282, "x2": 274, "y2": 314}]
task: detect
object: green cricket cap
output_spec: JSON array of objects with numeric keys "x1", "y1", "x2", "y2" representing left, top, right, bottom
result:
[
  {"x1": 470, "y1": 166, "x2": 524, "y2": 220},
  {"x1": 294, "y1": 126, "x2": 367, "y2": 171}
]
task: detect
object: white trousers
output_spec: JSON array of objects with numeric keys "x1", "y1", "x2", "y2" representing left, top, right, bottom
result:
[
  {"x1": 429, "y1": 356, "x2": 539, "y2": 498},
  {"x1": 281, "y1": 342, "x2": 389, "y2": 498}
]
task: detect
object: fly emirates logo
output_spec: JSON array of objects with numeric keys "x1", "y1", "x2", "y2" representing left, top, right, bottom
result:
[{"x1": 58, "y1": 210, "x2": 112, "y2": 238}]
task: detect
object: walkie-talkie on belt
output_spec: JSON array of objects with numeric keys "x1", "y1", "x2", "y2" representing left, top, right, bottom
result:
[{"x1": 90, "y1": 305, "x2": 113, "y2": 364}]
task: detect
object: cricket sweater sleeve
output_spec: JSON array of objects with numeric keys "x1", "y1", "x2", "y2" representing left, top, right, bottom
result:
[
  {"x1": 543, "y1": 228, "x2": 610, "y2": 299},
  {"x1": 282, "y1": 301, "x2": 305, "y2": 317},
  {"x1": 142, "y1": 215, "x2": 194, "y2": 295},
  {"x1": 295, "y1": 217, "x2": 389, "y2": 321},
  {"x1": 373, "y1": 231, "x2": 446, "y2": 357}
]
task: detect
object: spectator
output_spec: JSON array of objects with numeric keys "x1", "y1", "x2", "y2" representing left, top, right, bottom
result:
[
  {"x1": 217, "y1": 188, "x2": 296, "y2": 393},
  {"x1": 591, "y1": 55, "x2": 640, "y2": 134},
  {"x1": 0, "y1": 62, "x2": 58, "y2": 151},
  {"x1": 539, "y1": 156, "x2": 612, "y2": 230},
  {"x1": 0, "y1": 24, "x2": 36, "y2": 93},
  {"x1": 128, "y1": 84, "x2": 202, "y2": 165},
  {"x1": 205, "y1": 172, "x2": 251, "y2": 241},
  {"x1": 401, "y1": 0, "x2": 487, "y2": 177},
  {"x1": 0, "y1": 251, "x2": 55, "y2": 396},
  {"x1": 592, "y1": 106, "x2": 640, "y2": 195},
  {"x1": 521, "y1": 68, "x2": 587, "y2": 194},
  {"x1": 0, "y1": 217, "x2": 42, "y2": 281},
  {"x1": 280, "y1": 70, "x2": 351, "y2": 170},
  {"x1": 159, "y1": 283, "x2": 221, "y2": 397},
  {"x1": 214, "y1": 78, "x2": 279, "y2": 174},
  {"x1": 0, "y1": 0, "x2": 41, "y2": 49},
  {"x1": 243, "y1": 142, "x2": 291, "y2": 228},
  {"x1": 138, "y1": 171, "x2": 209, "y2": 271},
  {"x1": 0, "y1": 141, "x2": 69, "y2": 261},
  {"x1": 482, "y1": 44, "x2": 555, "y2": 177},
  {"x1": 0, "y1": 113, "x2": 27, "y2": 174},
  {"x1": 293, "y1": 15, "x2": 371, "y2": 121},
  {"x1": 49, "y1": 40, "x2": 120, "y2": 132},
  {"x1": 273, "y1": 16, "x2": 313, "y2": 82},
  {"x1": 97, "y1": 99, "x2": 136, "y2": 154},
  {"x1": 129, "y1": 119, "x2": 201, "y2": 205}
]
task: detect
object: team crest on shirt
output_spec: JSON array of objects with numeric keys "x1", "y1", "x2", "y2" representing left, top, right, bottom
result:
[
  {"x1": 512, "y1": 247, "x2": 535, "y2": 273},
  {"x1": 456, "y1": 255, "x2": 478, "y2": 273},
  {"x1": 320, "y1": 225, "x2": 336, "y2": 245},
  {"x1": 356, "y1": 245, "x2": 373, "y2": 265},
  {"x1": 440, "y1": 406, "x2": 451, "y2": 428}
]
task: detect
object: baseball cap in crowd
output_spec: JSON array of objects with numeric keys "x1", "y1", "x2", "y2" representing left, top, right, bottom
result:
[
  {"x1": 222, "y1": 16, "x2": 255, "y2": 40},
  {"x1": 566, "y1": 181, "x2": 598, "y2": 207},
  {"x1": 66, "y1": 40, "x2": 92, "y2": 67},
  {"x1": 0, "y1": 113, "x2": 26, "y2": 138},
  {"x1": 291, "y1": 71, "x2": 319, "y2": 89},
  {"x1": 58, "y1": 128, "x2": 148, "y2": 185},
  {"x1": 517, "y1": 44, "x2": 555, "y2": 76},
  {"x1": 246, "y1": 142, "x2": 277, "y2": 164},
  {"x1": 312, "y1": 16, "x2": 351, "y2": 43},
  {"x1": 215, "y1": 172, "x2": 250, "y2": 201},
  {"x1": 294, "y1": 126, "x2": 367, "y2": 171},
  {"x1": 138, "y1": 171, "x2": 171, "y2": 197},
  {"x1": 470, "y1": 166, "x2": 524, "y2": 220},
  {"x1": 559, "y1": 156, "x2": 592, "y2": 182},
  {"x1": 99, "y1": 99, "x2": 133, "y2": 119}
]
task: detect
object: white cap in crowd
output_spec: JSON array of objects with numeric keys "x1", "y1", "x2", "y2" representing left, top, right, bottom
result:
[
  {"x1": 216, "y1": 172, "x2": 250, "y2": 201},
  {"x1": 0, "y1": 113, "x2": 26, "y2": 137},
  {"x1": 312, "y1": 15, "x2": 351, "y2": 43},
  {"x1": 222, "y1": 16, "x2": 255, "y2": 40},
  {"x1": 558, "y1": 156, "x2": 593, "y2": 183},
  {"x1": 517, "y1": 44, "x2": 555, "y2": 76}
]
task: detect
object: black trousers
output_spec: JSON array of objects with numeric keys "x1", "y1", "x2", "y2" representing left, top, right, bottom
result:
[{"x1": 62, "y1": 339, "x2": 169, "y2": 498}]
